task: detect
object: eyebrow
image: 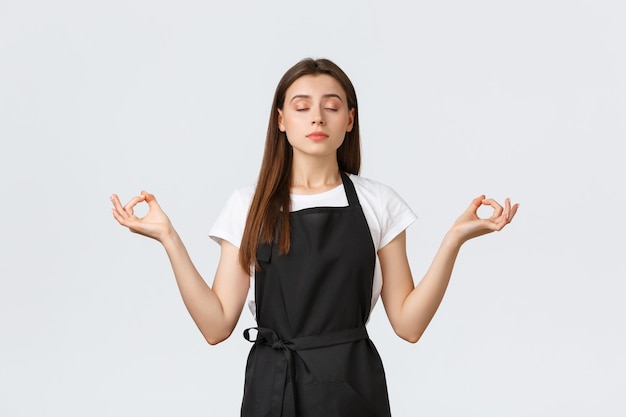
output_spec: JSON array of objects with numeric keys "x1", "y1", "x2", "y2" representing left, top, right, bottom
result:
[{"x1": 289, "y1": 94, "x2": 344, "y2": 103}]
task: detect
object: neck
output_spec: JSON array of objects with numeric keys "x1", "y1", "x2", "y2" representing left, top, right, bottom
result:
[{"x1": 290, "y1": 155, "x2": 342, "y2": 195}]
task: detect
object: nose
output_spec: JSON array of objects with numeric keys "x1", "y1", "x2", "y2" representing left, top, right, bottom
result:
[{"x1": 311, "y1": 106, "x2": 324, "y2": 125}]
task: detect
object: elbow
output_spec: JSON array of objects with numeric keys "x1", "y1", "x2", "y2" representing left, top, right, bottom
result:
[
  {"x1": 397, "y1": 332, "x2": 421, "y2": 344},
  {"x1": 205, "y1": 336, "x2": 226, "y2": 346},
  {"x1": 393, "y1": 325, "x2": 424, "y2": 344},
  {"x1": 401, "y1": 334, "x2": 421, "y2": 344},
  {"x1": 202, "y1": 327, "x2": 233, "y2": 346}
]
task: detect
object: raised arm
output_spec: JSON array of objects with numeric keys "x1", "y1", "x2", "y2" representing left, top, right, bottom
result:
[
  {"x1": 111, "y1": 191, "x2": 249, "y2": 345},
  {"x1": 379, "y1": 195, "x2": 519, "y2": 343}
]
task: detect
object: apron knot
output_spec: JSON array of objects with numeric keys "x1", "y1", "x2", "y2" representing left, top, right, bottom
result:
[
  {"x1": 243, "y1": 326, "x2": 370, "y2": 417},
  {"x1": 271, "y1": 340, "x2": 286, "y2": 349}
]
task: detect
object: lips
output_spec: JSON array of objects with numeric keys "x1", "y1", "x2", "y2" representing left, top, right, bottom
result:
[{"x1": 306, "y1": 131, "x2": 329, "y2": 141}]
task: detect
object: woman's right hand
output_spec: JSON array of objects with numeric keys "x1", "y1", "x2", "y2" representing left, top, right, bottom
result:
[{"x1": 110, "y1": 191, "x2": 173, "y2": 242}]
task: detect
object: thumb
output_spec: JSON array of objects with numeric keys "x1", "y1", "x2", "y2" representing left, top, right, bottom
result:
[
  {"x1": 466, "y1": 195, "x2": 485, "y2": 213},
  {"x1": 141, "y1": 190, "x2": 159, "y2": 207}
]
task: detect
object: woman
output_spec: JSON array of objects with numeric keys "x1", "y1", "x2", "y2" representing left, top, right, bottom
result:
[{"x1": 111, "y1": 58, "x2": 518, "y2": 417}]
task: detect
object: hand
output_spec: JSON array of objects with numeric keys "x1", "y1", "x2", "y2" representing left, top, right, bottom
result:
[
  {"x1": 450, "y1": 195, "x2": 519, "y2": 244},
  {"x1": 110, "y1": 191, "x2": 174, "y2": 242}
]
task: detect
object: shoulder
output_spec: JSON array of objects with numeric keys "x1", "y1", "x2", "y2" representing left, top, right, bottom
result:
[
  {"x1": 350, "y1": 174, "x2": 418, "y2": 248},
  {"x1": 215, "y1": 183, "x2": 256, "y2": 218},
  {"x1": 228, "y1": 184, "x2": 256, "y2": 208},
  {"x1": 349, "y1": 174, "x2": 407, "y2": 205},
  {"x1": 209, "y1": 184, "x2": 256, "y2": 247},
  {"x1": 220, "y1": 183, "x2": 257, "y2": 223}
]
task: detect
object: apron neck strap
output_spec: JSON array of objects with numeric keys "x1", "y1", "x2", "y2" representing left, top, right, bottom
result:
[{"x1": 340, "y1": 171, "x2": 359, "y2": 207}]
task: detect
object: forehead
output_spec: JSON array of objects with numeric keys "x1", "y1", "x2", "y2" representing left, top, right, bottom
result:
[{"x1": 285, "y1": 74, "x2": 347, "y2": 100}]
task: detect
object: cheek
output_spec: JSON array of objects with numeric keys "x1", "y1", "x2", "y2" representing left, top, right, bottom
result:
[
  {"x1": 284, "y1": 133, "x2": 297, "y2": 148},
  {"x1": 279, "y1": 113, "x2": 298, "y2": 131}
]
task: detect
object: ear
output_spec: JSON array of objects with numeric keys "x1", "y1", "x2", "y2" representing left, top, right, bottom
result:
[
  {"x1": 277, "y1": 108, "x2": 285, "y2": 132},
  {"x1": 346, "y1": 108, "x2": 355, "y2": 132}
]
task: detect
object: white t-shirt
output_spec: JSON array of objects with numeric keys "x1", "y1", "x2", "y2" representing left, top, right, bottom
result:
[{"x1": 209, "y1": 174, "x2": 418, "y2": 317}]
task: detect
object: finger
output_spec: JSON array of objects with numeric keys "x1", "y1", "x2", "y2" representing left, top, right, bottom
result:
[
  {"x1": 472, "y1": 195, "x2": 485, "y2": 207},
  {"x1": 111, "y1": 206, "x2": 125, "y2": 224},
  {"x1": 507, "y1": 202, "x2": 520, "y2": 222},
  {"x1": 495, "y1": 200, "x2": 519, "y2": 230},
  {"x1": 110, "y1": 194, "x2": 123, "y2": 210},
  {"x1": 122, "y1": 195, "x2": 146, "y2": 216},
  {"x1": 141, "y1": 190, "x2": 159, "y2": 208},
  {"x1": 482, "y1": 198, "x2": 504, "y2": 219},
  {"x1": 110, "y1": 193, "x2": 144, "y2": 220},
  {"x1": 110, "y1": 194, "x2": 130, "y2": 219},
  {"x1": 465, "y1": 195, "x2": 485, "y2": 214},
  {"x1": 502, "y1": 199, "x2": 519, "y2": 222},
  {"x1": 111, "y1": 201, "x2": 134, "y2": 227},
  {"x1": 502, "y1": 198, "x2": 511, "y2": 221}
]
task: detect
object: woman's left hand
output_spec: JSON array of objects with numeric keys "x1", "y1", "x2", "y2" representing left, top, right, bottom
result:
[{"x1": 450, "y1": 195, "x2": 519, "y2": 244}]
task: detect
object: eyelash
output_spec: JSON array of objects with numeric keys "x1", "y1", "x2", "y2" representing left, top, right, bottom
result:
[{"x1": 296, "y1": 108, "x2": 338, "y2": 112}]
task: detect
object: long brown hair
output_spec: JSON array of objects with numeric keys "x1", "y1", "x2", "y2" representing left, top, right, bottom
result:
[{"x1": 239, "y1": 58, "x2": 361, "y2": 272}]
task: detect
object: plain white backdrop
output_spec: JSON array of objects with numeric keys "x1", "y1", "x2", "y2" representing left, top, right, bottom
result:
[{"x1": 1, "y1": 0, "x2": 624, "y2": 415}]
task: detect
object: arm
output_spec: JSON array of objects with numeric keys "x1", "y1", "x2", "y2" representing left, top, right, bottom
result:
[
  {"x1": 379, "y1": 195, "x2": 519, "y2": 343},
  {"x1": 111, "y1": 191, "x2": 249, "y2": 345}
]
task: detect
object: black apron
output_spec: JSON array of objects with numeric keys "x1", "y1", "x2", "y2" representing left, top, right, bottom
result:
[{"x1": 242, "y1": 171, "x2": 392, "y2": 417}]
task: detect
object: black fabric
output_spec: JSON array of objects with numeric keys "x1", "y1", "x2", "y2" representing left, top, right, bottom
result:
[{"x1": 242, "y1": 171, "x2": 391, "y2": 417}]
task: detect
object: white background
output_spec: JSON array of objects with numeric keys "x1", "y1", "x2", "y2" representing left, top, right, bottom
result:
[{"x1": 1, "y1": 0, "x2": 624, "y2": 415}]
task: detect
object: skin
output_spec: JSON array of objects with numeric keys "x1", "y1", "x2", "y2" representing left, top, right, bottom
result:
[
  {"x1": 111, "y1": 74, "x2": 519, "y2": 345},
  {"x1": 278, "y1": 74, "x2": 354, "y2": 193}
]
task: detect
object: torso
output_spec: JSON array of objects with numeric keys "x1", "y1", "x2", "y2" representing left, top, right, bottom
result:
[{"x1": 241, "y1": 171, "x2": 392, "y2": 417}]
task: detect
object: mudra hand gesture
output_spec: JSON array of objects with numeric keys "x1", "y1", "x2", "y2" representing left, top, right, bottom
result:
[
  {"x1": 110, "y1": 191, "x2": 173, "y2": 242},
  {"x1": 451, "y1": 195, "x2": 519, "y2": 244}
]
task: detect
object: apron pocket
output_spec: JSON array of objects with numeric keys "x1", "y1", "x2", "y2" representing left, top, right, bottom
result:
[{"x1": 256, "y1": 242, "x2": 272, "y2": 263}]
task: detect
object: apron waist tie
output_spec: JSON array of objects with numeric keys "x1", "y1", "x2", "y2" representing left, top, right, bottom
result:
[{"x1": 243, "y1": 326, "x2": 369, "y2": 417}]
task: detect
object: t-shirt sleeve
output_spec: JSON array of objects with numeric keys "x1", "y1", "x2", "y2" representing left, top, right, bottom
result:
[
  {"x1": 208, "y1": 186, "x2": 254, "y2": 248},
  {"x1": 377, "y1": 183, "x2": 418, "y2": 249}
]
